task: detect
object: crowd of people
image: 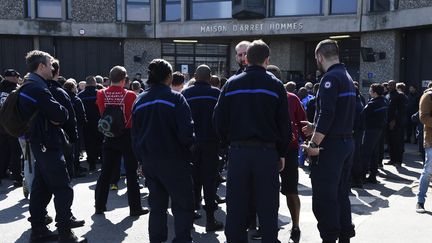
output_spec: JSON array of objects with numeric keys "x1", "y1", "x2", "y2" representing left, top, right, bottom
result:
[{"x1": 0, "y1": 38, "x2": 430, "y2": 243}]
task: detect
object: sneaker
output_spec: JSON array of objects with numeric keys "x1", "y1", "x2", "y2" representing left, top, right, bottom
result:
[
  {"x1": 290, "y1": 227, "x2": 301, "y2": 243},
  {"x1": 110, "y1": 184, "x2": 118, "y2": 190},
  {"x1": 416, "y1": 202, "x2": 426, "y2": 213}
]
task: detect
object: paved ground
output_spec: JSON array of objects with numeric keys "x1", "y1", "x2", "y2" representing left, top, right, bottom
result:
[{"x1": 1, "y1": 143, "x2": 431, "y2": 243}]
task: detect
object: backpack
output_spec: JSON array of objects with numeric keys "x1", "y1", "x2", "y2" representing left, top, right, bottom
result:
[
  {"x1": 98, "y1": 89, "x2": 127, "y2": 138},
  {"x1": 0, "y1": 82, "x2": 38, "y2": 137}
]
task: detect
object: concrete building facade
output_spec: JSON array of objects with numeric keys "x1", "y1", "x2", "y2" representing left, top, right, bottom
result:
[{"x1": 0, "y1": 0, "x2": 431, "y2": 90}]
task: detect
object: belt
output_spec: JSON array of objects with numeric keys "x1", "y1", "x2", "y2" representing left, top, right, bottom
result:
[
  {"x1": 326, "y1": 134, "x2": 353, "y2": 139},
  {"x1": 230, "y1": 140, "x2": 276, "y2": 148}
]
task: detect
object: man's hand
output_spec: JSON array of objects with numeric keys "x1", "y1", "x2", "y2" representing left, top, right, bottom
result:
[
  {"x1": 300, "y1": 141, "x2": 321, "y2": 157},
  {"x1": 279, "y1": 157, "x2": 285, "y2": 172},
  {"x1": 301, "y1": 121, "x2": 314, "y2": 137}
]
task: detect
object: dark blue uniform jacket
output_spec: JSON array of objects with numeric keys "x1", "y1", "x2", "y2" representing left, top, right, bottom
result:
[
  {"x1": 314, "y1": 64, "x2": 356, "y2": 136},
  {"x1": 362, "y1": 96, "x2": 388, "y2": 129},
  {"x1": 77, "y1": 86, "x2": 100, "y2": 128},
  {"x1": 131, "y1": 83, "x2": 195, "y2": 162},
  {"x1": 181, "y1": 80, "x2": 220, "y2": 143},
  {"x1": 48, "y1": 80, "x2": 78, "y2": 143},
  {"x1": 213, "y1": 65, "x2": 291, "y2": 157},
  {"x1": 18, "y1": 73, "x2": 69, "y2": 148}
]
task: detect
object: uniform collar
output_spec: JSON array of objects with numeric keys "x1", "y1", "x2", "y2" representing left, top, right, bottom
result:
[
  {"x1": 326, "y1": 63, "x2": 345, "y2": 73},
  {"x1": 245, "y1": 65, "x2": 266, "y2": 72},
  {"x1": 28, "y1": 73, "x2": 48, "y2": 88}
]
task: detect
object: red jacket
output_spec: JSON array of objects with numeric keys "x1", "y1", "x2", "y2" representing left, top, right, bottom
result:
[
  {"x1": 287, "y1": 92, "x2": 307, "y2": 149},
  {"x1": 96, "y1": 86, "x2": 136, "y2": 129}
]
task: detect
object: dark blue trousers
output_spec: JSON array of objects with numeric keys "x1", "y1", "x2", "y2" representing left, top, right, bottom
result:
[
  {"x1": 225, "y1": 146, "x2": 280, "y2": 243},
  {"x1": 351, "y1": 131, "x2": 364, "y2": 184},
  {"x1": 361, "y1": 129, "x2": 383, "y2": 178},
  {"x1": 192, "y1": 142, "x2": 219, "y2": 213},
  {"x1": 29, "y1": 145, "x2": 73, "y2": 230},
  {"x1": 143, "y1": 159, "x2": 194, "y2": 243},
  {"x1": 311, "y1": 138, "x2": 355, "y2": 241}
]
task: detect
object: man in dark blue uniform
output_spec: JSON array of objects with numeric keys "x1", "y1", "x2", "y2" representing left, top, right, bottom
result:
[
  {"x1": 77, "y1": 75, "x2": 103, "y2": 171},
  {"x1": 0, "y1": 69, "x2": 22, "y2": 186},
  {"x1": 214, "y1": 40, "x2": 291, "y2": 243},
  {"x1": 182, "y1": 64, "x2": 224, "y2": 232},
  {"x1": 358, "y1": 83, "x2": 388, "y2": 185},
  {"x1": 386, "y1": 80, "x2": 407, "y2": 167},
  {"x1": 18, "y1": 50, "x2": 86, "y2": 243},
  {"x1": 302, "y1": 39, "x2": 356, "y2": 243},
  {"x1": 47, "y1": 59, "x2": 78, "y2": 178},
  {"x1": 131, "y1": 59, "x2": 195, "y2": 243}
]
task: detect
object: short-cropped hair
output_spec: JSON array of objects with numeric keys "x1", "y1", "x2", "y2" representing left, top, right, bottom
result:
[
  {"x1": 109, "y1": 66, "x2": 127, "y2": 84},
  {"x1": 370, "y1": 83, "x2": 384, "y2": 96},
  {"x1": 25, "y1": 50, "x2": 53, "y2": 73},
  {"x1": 315, "y1": 39, "x2": 339, "y2": 59},
  {"x1": 246, "y1": 39, "x2": 270, "y2": 65}
]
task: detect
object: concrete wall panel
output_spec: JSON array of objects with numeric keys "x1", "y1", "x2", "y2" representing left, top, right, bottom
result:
[
  {"x1": 124, "y1": 39, "x2": 161, "y2": 79},
  {"x1": 72, "y1": 0, "x2": 116, "y2": 22},
  {"x1": 0, "y1": 0, "x2": 24, "y2": 19}
]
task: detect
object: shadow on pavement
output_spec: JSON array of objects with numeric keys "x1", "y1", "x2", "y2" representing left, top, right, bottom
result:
[
  {"x1": 0, "y1": 198, "x2": 28, "y2": 224},
  {"x1": 85, "y1": 213, "x2": 138, "y2": 242}
]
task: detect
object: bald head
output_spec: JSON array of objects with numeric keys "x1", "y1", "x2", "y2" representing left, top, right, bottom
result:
[
  {"x1": 388, "y1": 80, "x2": 396, "y2": 91},
  {"x1": 194, "y1": 65, "x2": 211, "y2": 82}
]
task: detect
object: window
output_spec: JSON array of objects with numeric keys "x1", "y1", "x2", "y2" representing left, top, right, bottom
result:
[
  {"x1": 272, "y1": 0, "x2": 322, "y2": 16},
  {"x1": 67, "y1": 0, "x2": 72, "y2": 19},
  {"x1": 116, "y1": 0, "x2": 122, "y2": 21},
  {"x1": 370, "y1": 0, "x2": 390, "y2": 12},
  {"x1": 25, "y1": 0, "x2": 32, "y2": 18},
  {"x1": 36, "y1": 0, "x2": 62, "y2": 18},
  {"x1": 331, "y1": 0, "x2": 357, "y2": 14},
  {"x1": 163, "y1": 0, "x2": 181, "y2": 21},
  {"x1": 189, "y1": 0, "x2": 231, "y2": 20},
  {"x1": 126, "y1": 0, "x2": 151, "y2": 21},
  {"x1": 162, "y1": 42, "x2": 230, "y2": 77}
]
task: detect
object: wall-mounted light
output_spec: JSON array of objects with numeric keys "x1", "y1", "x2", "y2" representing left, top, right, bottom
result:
[
  {"x1": 329, "y1": 35, "x2": 351, "y2": 39},
  {"x1": 173, "y1": 40, "x2": 198, "y2": 43},
  {"x1": 79, "y1": 29, "x2": 85, "y2": 35}
]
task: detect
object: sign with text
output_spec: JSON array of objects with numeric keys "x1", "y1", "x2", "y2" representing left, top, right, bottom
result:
[{"x1": 200, "y1": 22, "x2": 304, "y2": 33}]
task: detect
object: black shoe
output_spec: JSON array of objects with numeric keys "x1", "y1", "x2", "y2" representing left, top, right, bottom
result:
[
  {"x1": 251, "y1": 228, "x2": 262, "y2": 240},
  {"x1": 89, "y1": 164, "x2": 96, "y2": 172},
  {"x1": 95, "y1": 206, "x2": 107, "y2": 215},
  {"x1": 69, "y1": 216, "x2": 85, "y2": 228},
  {"x1": 416, "y1": 202, "x2": 426, "y2": 213},
  {"x1": 58, "y1": 229, "x2": 87, "y2": 243},
  {"x1": 215, "y1": 195, "x2": 226, "y2": 204},
  {"x1": 30, "y1": 227, "x2": 58, "y2": 243},
  {"x1": 350, "y1": 181, "x2": 363, "y2": 189},
  {"x1": 365, "y1": 177, "x2": 379, "y2": 184},
  {"x1": 78, "y1": 166, "x2": 87, "y2": 173},
  {"x1": 193, "y1": 211, "x2": 202, "y2": 220},
  {"x1": 28, "y1": 215, "x2": 54, "y2": 225},
  {"x1": 322, "y1": 241, "x2": 336, "y2": 243},
  {"x1": 13, "y1": 180, "x2": 23, "y2": 187},
  {"x1": 290, "y1": 227, "x2": 301, "y2": 243},
  {"x1": 205, "y1": 219, "x2": 224, "y2": 232},
  {"x1": 130, "y1": 207, "x2": 149, "y2": 217},
  {"x1": 73, "y1": 172, "x2": 86, "y2": 178}
]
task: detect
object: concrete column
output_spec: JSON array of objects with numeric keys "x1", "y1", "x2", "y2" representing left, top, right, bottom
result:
[
  {"x1": 323, "y1": 0, "x2": 330, "y2": 16},
  {"x1": 31, "y1": 0, "x2": 36, "y2": 19},
  {"x1": 181, "y1": 0, "x2": 186, "y2": 22},
  {"x1": 359, "y1": 30, "x2": 401, "y2": 92}
]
